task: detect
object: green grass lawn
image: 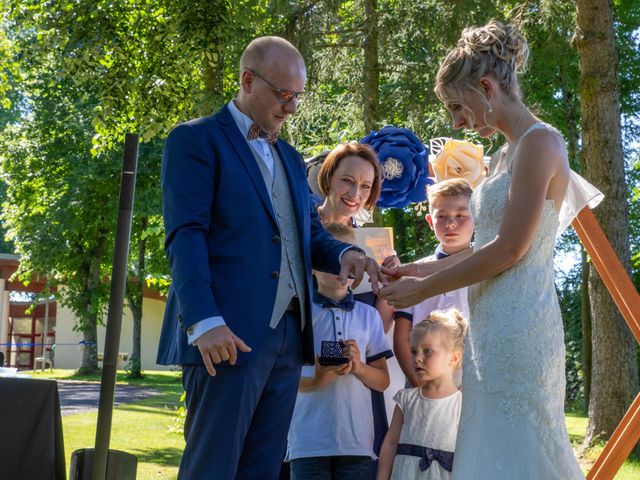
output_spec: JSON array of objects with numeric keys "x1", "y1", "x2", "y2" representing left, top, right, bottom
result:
[
  {"x1": 31, "y1": 369, "x2": 184, "y2": 480},
  {"x1": 29, "y1": 369, "x2": 639, "y2": 479},
  {"x1": 566, "y1": 411, "x2": 640, "y2": 479}
]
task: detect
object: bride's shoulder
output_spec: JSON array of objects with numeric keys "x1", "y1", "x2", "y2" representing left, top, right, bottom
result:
[{"x1": 520, "y1": 124, "x2": 567, "y2": 159}]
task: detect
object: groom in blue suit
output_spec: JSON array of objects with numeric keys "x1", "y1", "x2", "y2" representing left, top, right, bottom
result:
[{"x1": 157, "y1": 36, "x2": 380, "y2": 479}]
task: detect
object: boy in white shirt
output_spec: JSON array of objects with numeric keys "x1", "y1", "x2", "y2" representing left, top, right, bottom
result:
[
  {"x1": 393, "y1": 179, "x2": 474, "y2": 387},
  {"x1": 287, "y1": 223, "x2": 393, "y2": 479}
]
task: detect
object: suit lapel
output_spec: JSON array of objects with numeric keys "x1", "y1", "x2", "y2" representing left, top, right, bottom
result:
[
  {"x1": 275, "y1": 141, "x2": 308, "y2": 242},
  {"x1": 216, "y1": 106, "x2": 276, "y2": 222}
]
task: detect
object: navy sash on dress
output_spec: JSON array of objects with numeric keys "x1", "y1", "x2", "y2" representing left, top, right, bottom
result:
[{"x1": 396, "y1": 443, "x2": 454, "y2": 472}]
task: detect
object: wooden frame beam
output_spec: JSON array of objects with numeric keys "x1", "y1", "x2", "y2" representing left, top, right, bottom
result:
[{"x1": 572, "y1": 207, "x2": 640, "y2": 479}]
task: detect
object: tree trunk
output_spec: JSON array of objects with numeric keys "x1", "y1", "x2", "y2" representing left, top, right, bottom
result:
[
  {"x1": 81, "y1": 320, "x2": 98, "y2": 373},
  {"x1": 574, "y1": 0, "x2": 638, "y2": 446},
  {"x1": 78, "y1": 245, "x2": 105, "y2": 373},
  {"x1": 362, "y1": 0, "x2": 380, "y2": 133},
  {"x1": 127, "y1": 217, "x2": 146, "y2": 378},
  {"x1": 580, "y1": 248, "x2": 592, "y2": 409}
]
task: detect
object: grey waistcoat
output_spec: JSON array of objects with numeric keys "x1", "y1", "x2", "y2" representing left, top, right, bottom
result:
[{"x1": 251, "y1": 145, "x2": 307, "y2": 329}]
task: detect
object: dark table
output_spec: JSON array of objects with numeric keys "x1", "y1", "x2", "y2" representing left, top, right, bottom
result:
[{"x1": 0, "y1": 377, "x2": 66, "y2": 479}]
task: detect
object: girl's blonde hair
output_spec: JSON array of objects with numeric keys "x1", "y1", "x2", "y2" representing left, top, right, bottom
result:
[
  {"x1": 434, "y1": 20, "x2": 529, "y2": 124},
  {"x1": 411, "y1": 308, "x2": 468, "y2": 368}
]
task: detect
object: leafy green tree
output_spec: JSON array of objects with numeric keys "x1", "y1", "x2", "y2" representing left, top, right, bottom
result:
[
  {"x1": 125, "y1": 139, "x2": 167, "y2": 378},
  {"x1": 575, "y1": 0, "x2": 638, "y2": 447},
  {"x1": 0, "y1": 111, "x2": 119, "y2": 373},
  {"x1": 0, "y1": 0, "x2": 263, "y2": 371}
]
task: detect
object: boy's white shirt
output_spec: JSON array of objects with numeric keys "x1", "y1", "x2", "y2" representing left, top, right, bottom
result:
[
  {"x1": 287, "y1": 300, "x2": 393, "y2": 461},
  {"x1": 395, "y1": 253, "x2": 470, "y2": 323}
]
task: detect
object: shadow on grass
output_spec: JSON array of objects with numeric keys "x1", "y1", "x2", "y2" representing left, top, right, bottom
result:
[
  {"x1": 113, "y1": 389, "x2": 182, "y2": 410},
  {"x1": 109, "y1": 389, "x2": 184, "y2": 422},
  {"x1": 36, "y1": 369, "x2": 183, "y2": 388},
  {"x1": 132, "y1": 446, "x2": 183, "y2": 467},
  {"x1": 116, "y1": 404, "x2": 182, "y2": 418}
]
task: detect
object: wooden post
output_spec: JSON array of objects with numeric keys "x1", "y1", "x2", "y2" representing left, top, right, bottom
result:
[{"x1": 571, "y1": 207, "x2": 640, "y2": 479}]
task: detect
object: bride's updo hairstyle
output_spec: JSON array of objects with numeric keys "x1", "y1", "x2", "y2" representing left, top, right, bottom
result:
[{"x1": 435, "y1": 20, "x2": 529, "y2": 110}]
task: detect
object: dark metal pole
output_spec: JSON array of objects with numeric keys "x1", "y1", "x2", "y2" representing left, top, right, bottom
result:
[{"x1": 91, "y1": 134, "x2": 138, "y2": 480}]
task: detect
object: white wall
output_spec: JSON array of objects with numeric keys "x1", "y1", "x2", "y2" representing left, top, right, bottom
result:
[{"x1": 53, "y1": 296, "x2": 170, "y2": 371}]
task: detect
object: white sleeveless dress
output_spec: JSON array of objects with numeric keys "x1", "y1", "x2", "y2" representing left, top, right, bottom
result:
[{"x1": 452, "y1": 123, "x2": 584, "y2": 479}]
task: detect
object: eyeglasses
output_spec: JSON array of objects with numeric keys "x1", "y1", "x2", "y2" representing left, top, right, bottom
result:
[{"x1": 249, "y1": 68, "x2": 311, "y2": 105}]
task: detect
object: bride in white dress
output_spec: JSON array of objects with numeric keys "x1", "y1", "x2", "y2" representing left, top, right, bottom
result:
[{"x1": 380, "y1": 20, "x2": 588, "y2": 479}]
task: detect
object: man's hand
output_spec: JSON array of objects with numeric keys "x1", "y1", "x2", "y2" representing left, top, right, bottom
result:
[
  {"x1": 194, "y1": 325, "x2": 252, "y2": 376},
  {"x1": 339, "y1": 249, "x2": 382, "y2": 294}
]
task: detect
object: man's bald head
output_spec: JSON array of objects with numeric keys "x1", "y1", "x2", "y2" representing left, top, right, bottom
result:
[
  {"x1": 239, "y1": 36, "x2": 304, "y2": 78},
  {"x1": 235, "y1": 36, "x2": 306, "y2": 135}
]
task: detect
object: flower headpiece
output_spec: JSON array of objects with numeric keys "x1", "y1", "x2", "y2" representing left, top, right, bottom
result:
[{"x1": 360, "y1": 126, "x2": 433, "y2": 208}]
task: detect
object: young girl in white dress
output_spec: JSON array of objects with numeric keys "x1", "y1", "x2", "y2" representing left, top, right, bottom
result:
[{"x1": 376, "y1": 308, "x2": 467, "y2": 480}]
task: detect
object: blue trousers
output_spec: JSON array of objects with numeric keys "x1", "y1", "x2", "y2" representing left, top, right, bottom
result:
[
  {"x1": 290, "y1": 456, "x2": 372, "y2": 480},
  {"x1": 179, "y1": 312, "x2": 303, "y2": 480}
]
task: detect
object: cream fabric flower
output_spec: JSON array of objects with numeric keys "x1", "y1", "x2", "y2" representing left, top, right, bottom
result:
[{"x1": 431, "y1": 139, "x2": 485, "y2": 188}]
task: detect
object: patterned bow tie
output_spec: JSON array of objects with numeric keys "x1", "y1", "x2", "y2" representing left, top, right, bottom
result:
[
  {"x1": 396, "y1": 444, "x2": 454, "y2": 472},
  {"x1": 247, "y1": 123, "x2": 278, "y2": 144},
  {"x1": 313, "y1": 290, "x2": 355, "y2": 312}
]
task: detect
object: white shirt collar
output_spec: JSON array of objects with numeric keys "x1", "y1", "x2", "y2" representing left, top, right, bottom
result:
[{"x1": 227, "y1": 100, "x2": 254, "y2": 140}]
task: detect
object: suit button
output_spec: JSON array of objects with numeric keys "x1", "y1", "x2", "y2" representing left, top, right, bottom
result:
[
  {"x1": 271, "y1": 271, "x2": 280, "y2": 279},
  {"x1": 187, "y1": 327, "x2": 194, "y2": 335},
  {"x1": 272, "y1": 235, "x2": 281, "y2": 244}
]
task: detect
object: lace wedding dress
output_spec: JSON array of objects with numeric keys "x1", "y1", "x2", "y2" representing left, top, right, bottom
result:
[{"x1": 452, "y1": 123, "x2": 585, "y2": 479}]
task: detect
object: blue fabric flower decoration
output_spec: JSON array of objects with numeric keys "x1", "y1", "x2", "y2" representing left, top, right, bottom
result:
[{"x1": 360, "y1": 126, "x2": 433, "y2": 208}]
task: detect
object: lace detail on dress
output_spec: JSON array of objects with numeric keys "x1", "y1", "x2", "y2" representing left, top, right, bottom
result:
[{"x1": 453, "y1": 123, "x2": 584, "y2": 479}]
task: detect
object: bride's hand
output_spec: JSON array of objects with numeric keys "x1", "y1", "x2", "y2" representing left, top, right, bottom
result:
[
  {"x1": 379, "y1": 276, "x2": 431, "y2": 309},
  {"x1": 380, "y1": 263, "x2": 419, "y2": 282},
  {"x1": 381, "y1": 254, "x2": 401, "y2": 269},
  {"x1": 384, "y1": 249, "x2": 473, "y2": 280}
]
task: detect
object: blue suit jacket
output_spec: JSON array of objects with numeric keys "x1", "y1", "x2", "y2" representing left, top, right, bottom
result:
[{"x1": 157, "y1": 105, "x2": 351, "y2": 366}]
